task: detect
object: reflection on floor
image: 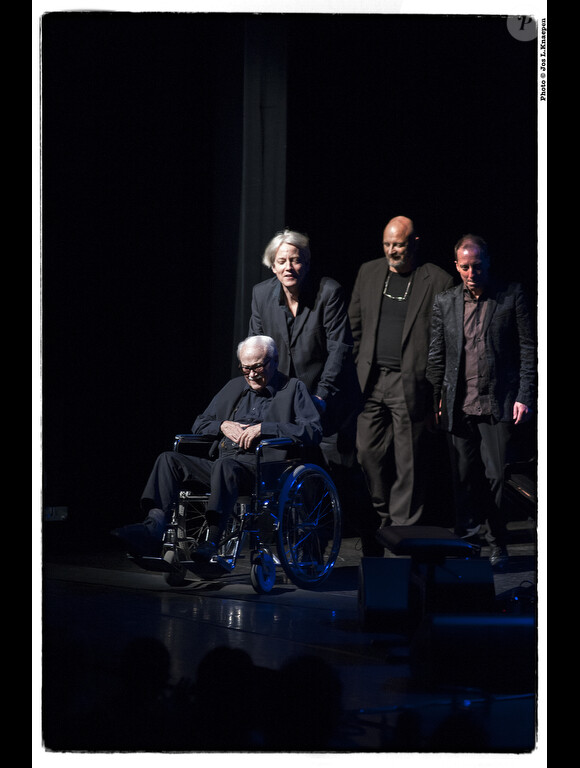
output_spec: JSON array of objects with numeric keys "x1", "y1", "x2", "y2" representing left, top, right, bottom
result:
[{"x1": 40, "y1": 515, "x2": 539, "y2": 756}]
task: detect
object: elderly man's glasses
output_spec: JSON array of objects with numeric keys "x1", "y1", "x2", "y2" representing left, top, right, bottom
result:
[{"x1": 239, "y1": 358, "x2": 271, "y2": 375}]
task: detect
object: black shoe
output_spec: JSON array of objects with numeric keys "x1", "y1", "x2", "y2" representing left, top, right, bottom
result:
[
  {"x1": 489, "y1": 544, "x2": 508, "y2": 568},
  {"x1": 191, "y1": 540, "x2": 219, "y2": 561},
  {"x1": 191, "y1": 524, "x2": 221, "y2": 562},
  {"x1": 111, "y1": 522, "x2": 163, "y2": 558}
]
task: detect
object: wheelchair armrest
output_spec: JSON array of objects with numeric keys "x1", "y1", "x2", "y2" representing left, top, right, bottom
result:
[
  {"x1": 253, "y1": 439, "x2": 301, "y2": 497},
  {"x1": 173, "y1": 434, "x2": 214, "y2": 452},
  {"x1": 255, "y1": 438, "x2": 301, "y2": 456}
]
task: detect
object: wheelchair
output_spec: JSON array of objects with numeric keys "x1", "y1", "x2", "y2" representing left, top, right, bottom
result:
[{"x1": 132, "y1": 435, "x2": 342, "y2": 594}]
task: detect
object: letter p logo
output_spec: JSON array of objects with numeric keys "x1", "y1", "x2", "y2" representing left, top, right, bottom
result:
[{"x1": 507, "y1": 15, "x2": 538, "y2": 41}]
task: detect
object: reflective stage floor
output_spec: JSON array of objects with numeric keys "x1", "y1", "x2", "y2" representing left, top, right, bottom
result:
[{"x1": 39, "y1": 514, "x2": 543, "y2": 760}]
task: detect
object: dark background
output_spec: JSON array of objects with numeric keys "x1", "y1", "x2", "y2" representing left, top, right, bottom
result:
[{"x1": 40, "y1": 12, "x2": 537, "y2": 531}]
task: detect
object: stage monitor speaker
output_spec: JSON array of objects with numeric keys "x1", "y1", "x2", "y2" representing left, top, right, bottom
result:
[
  {"x1": 359, "y1": 555, "x2": 497, "y2": 633},
  {"x1": 411, "y1": 557, "x2": 497, "y2": 616},
  {"x1": 358, "y1": 557, "x2": 413, "y2": 633}
]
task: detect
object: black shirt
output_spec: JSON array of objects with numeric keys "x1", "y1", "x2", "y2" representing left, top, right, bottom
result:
[
  {"x1": 375, "y1": 271, "x2": 414, "y2": 371},
  {"x1": 219, "y1": 383, "x2": 276, "y2": 455}
]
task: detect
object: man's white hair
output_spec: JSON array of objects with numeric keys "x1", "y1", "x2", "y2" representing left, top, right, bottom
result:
[{"x1": 237, "y1": 335, "x2": 278, "y2": 362}]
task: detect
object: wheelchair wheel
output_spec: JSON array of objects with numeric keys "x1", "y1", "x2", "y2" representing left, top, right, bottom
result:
[
  {"x1": 162, "y1": 496, "x2": 209, "y2": 584},
  {"x1": 182, "y1": 499, "x2": 208, "y2": 544},
  {"x1": 250, "y1": 549, "x2": 277, "y2": 594},
  {"x1": 276, "y1": 463, "x2": 341, "y2": 588}
]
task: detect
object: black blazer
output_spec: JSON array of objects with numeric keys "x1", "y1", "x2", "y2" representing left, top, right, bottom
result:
[
  {"x1": 426, "y1": 280, "x2": 536, "y2": 432},
  {"x1": 191, "y1": 372, "x2": 323, "y2": 461},
  {"x1": 349, "y1": 259, "x2": 454, "y2": 420},
  {"x1": 249, "y1": 275, "x2": 361, "y2": 433}
]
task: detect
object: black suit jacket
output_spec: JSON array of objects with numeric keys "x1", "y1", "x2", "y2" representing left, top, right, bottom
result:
[
  {"x1": 426, "y1": 280, "x2": 536, "y2": 432},
  {"x1": 191, "y1": 371, "x2": 323, "y2": 461},
  {"x1": 249, "y1": 275, "x2": 361, "y2": 433},
  {"x1": 348, "y1": 259, "x2": 454, "y2": 420}
]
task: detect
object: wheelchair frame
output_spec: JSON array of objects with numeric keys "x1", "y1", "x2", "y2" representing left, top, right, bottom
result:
[{"x1": 134, "y1": 435, "x2": 342, "y2": 594}]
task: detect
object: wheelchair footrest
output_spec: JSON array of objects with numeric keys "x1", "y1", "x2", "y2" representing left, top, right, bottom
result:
[{"x1": 131, "y1": 555, "x2": 178, "y2": 573}]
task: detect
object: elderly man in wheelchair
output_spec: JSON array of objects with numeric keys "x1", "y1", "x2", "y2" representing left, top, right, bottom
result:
[{"x1": 112, "y1": 335, "x2": 342, "y2": 593}]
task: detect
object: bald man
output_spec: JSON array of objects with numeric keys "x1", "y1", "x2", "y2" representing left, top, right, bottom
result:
[{"x1": 348, "y1": 216, "x2": 453, "y2": 551}]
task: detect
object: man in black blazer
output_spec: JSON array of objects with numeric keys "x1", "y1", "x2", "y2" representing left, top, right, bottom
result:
[
  {"x1": 426, "y1": 234, "x2": 535, "y2": 567},
  {"x1": 348, "y1": 216, "x2": 454, "y2": 538},
  {"x1": 113, "y1": 335, "x2": 322, "y2": 560}
]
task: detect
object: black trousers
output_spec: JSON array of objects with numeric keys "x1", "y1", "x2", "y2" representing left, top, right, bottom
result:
[
  {"x1": 356, "y1": 368, "x2": 426, "y2": 527},
  {"x1": 449, "y1": 414, "x2": 512, "y2": 545},
  {"x1": 141, "y1": 450, "x2": 256, "y2": 526}
]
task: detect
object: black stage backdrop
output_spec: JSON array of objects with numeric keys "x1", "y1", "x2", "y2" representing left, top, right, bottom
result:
[{"x1": 40, "y1": 12, "x2": 538, "y2": 531}]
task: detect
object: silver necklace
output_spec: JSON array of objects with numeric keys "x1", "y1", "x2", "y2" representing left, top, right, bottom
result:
[{"x1": 383, "y1": 271, "x2": 414, "y2": 301}]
